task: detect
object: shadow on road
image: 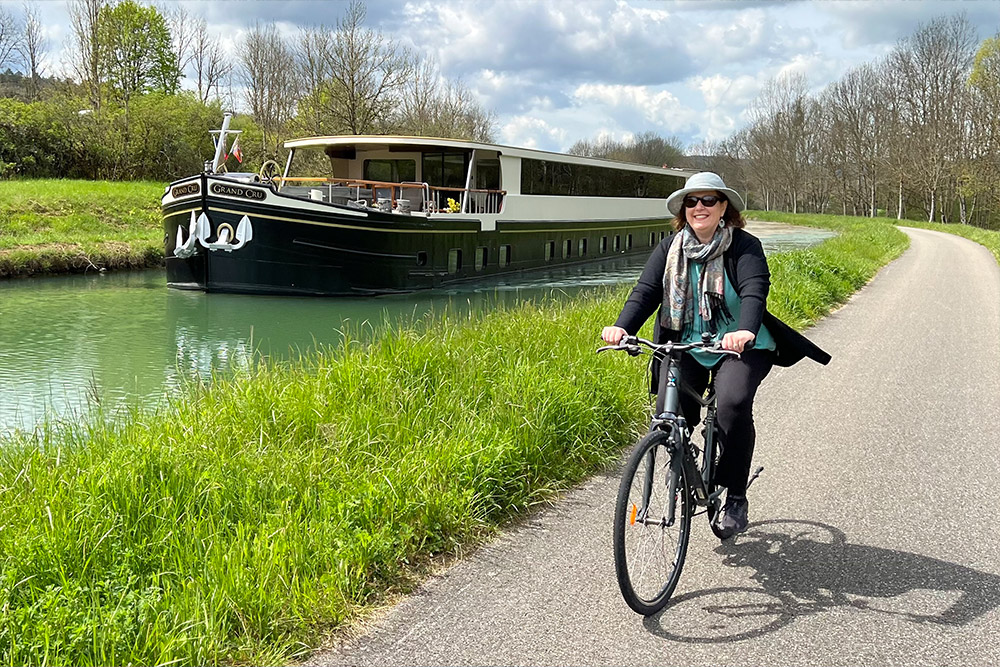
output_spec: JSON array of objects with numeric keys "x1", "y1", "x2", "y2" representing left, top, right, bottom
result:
[{"x1": 643, "y1": 518, "x2": 1000, "y2": 643}]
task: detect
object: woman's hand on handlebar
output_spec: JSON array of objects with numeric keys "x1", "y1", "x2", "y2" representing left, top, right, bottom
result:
[
  {"x1": 721, "y1": 329, "x2": 755, "y2": 353},
  {"x1": 602, "y1": 326, "x2": 628, "y2": 345}
]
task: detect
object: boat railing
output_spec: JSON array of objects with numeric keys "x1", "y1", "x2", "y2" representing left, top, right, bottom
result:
[{"x1": 275, "y1": 176, "x2": 505, "y2": 214}]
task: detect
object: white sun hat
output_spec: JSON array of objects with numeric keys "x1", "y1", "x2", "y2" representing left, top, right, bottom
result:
[{"x1": 665, "y1": 172, "x2": 746, "y2": 216}]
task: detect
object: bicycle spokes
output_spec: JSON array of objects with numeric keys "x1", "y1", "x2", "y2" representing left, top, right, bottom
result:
[{"x1": 614, "y1": 431, "x2": 693, "y2": 614}]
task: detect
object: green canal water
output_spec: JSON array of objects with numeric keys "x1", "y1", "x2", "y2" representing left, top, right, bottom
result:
[{"x1": 0, "y1": 222, "x2": 833, "y2": 433}]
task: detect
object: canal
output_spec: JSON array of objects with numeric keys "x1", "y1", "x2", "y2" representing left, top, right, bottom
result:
[{"x1": 0, "y1": 222, "x2": 833, "y2": 433}]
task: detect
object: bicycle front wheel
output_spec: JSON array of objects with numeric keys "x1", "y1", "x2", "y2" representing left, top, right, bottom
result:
[{"x1": 613, "y1": 429, "x2": 692, "y2": 615}]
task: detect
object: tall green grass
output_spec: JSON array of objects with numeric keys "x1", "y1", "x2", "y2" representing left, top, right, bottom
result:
[
  {"x1": 0, "y1": 179, "x2": 165, "y2": 277},
  {"x1": 0, "y1": 213, "x2": 909, "y2": 665}
]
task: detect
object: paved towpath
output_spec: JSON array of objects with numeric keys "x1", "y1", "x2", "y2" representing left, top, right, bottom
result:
[{"x1": 307, "y1": 227, "x2": 1000, "y2": 666}]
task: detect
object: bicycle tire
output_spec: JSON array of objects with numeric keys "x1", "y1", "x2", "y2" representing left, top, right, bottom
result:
[{"x1": 613, "y1": 429, "x2": 692, "y2": 615}]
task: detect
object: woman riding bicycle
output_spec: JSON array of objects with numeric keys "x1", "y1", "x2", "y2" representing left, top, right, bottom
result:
[{"x1": 602, "y1": 172, "x2": 830, "y2": 539}]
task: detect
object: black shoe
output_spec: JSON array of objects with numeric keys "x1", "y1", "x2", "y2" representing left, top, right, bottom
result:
[{"x1": 715, "y1": 495, "x2": 748, "y2": 540}]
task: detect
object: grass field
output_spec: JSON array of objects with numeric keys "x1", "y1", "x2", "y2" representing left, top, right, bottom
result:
[
  {"x1": 0, "y1": 210, "x2": 917, "y2": 665},
  {"x1": 0, "y1": 179, "x2": 165, "y2": 277}
]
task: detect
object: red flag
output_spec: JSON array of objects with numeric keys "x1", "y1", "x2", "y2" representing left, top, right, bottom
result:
[
  {"x1": 232, "y1": 136, "x2": 243, "y2": 164},
  {"x1": 216, "y1": 134, "x2": 229, "y2": 161}
]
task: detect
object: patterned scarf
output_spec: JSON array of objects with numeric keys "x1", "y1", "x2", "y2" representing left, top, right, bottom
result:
[{"x1": 661, "y1": 224, "x2": 734, "y2": 333}]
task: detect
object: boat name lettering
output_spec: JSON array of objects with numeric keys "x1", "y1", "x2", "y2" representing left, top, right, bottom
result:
[
  {"x1": 171, "y1": 182, "x2": 200, "y2": 198},
  {"x1": 211, "y1": 183, "x2": 266, "y2": 200}
]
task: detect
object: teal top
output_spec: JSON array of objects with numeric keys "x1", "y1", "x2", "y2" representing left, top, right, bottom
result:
[{"x1": 682, "y1": 263, "x2": 776, "y2": 368}]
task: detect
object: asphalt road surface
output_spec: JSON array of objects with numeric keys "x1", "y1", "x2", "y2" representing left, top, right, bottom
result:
[{"x1": 307, "y1": 227, "x2": 1000, "y2": 667}]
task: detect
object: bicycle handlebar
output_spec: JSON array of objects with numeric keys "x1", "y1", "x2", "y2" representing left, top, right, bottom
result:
[{"x1": 596, "y1": 335, "x2": 743, "y2": 359}]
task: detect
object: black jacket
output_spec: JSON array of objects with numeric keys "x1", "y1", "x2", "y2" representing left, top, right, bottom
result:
[{"x1": 614, "y1": 228, "x2": 832, "y2": 371}]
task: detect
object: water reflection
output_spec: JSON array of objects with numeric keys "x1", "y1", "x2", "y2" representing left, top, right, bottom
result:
[{"x1": 0, "y1": 222, "x2": 833, "y2": 432}]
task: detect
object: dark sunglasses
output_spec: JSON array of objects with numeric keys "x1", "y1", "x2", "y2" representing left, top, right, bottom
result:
[{"x1": 683, "y1": 195, "x2": 724, "y2": 208}]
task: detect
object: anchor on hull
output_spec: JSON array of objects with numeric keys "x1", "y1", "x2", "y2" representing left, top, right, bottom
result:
[{"x1": 174, "y1": 212, "x2": 253, "y2": 257}]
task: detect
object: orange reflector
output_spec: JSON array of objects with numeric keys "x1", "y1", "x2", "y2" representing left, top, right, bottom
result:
[{"x1": 629, "y1": 503, "x2": 637, "y2": 526}]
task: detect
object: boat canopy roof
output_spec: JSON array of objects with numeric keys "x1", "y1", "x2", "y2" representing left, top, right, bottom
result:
[{"x1": 283, "y1": 135, "x2": 690, "y2": 177}]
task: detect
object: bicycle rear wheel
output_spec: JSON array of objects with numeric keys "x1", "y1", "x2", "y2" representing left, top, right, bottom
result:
[{"x1": 613, "y1": 429, "x2": 692, "y2": 615}]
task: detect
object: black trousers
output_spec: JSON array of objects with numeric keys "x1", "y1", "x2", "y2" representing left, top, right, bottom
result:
[{"x1": 656, "y1": 349, "x2": 774, "y2": 496}]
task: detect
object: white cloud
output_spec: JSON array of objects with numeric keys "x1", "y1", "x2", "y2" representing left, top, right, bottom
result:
[
  {"x1": 500, "y1": 115, "x2": 569, "y2": 149},
  {"x1": 694, "y1": 74, "x2": 760, "y2": 110},
  {"x1": 571, "y1": 83, "x2": 697, "y2": 129}
]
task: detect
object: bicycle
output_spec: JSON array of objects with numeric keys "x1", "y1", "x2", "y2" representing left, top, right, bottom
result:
[{"x1": 597, "y1": 333, "x2": 763, "y2": 616}]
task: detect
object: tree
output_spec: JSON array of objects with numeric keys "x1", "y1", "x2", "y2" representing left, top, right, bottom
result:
[
  {"x1": 891, "y1": 14, "x2": 977, "y2": 222},
  {"x1": 0, "y1": 5, "x2": 20, "y2": 72},
  {"x1": 568, "y1": 131, "x2": 684, "y2": 167},
  {"x1": 190, "y1": 16, "x2": 231, "y2": 103},
  {"x1": 970, "y1": 34, "x2": 1000, "y2": 107},
  {"x1": 69, "y1": 0, "x2": 104, "y2": 108},
  {"x1": 164, "y1": 4, "x2": 195, "y2": 79},
  {"x1": 0, "y1": 6, "x2": 20, "y2": 72},
  {"x1": 239, "y1": 22, "x2": 298, "y2": 153},
  {"x1": 97, "y1": 0, "x2": 179, "y2": 107},
  {"x1": 18, "y1": 2, "x2": 45, "y2": 101},
  {"x1": 393, "y1": 58, "x2": 495, "y2": 141},
  {"x1": 822, "y1": 63, "x2": 885, "y2": 216},
  {"x1": 967, "y1": 34, "x2": 1000, "y2": 223},
  {"x1": 320, "y1": 0, "x2": 414, "y2": 133}
]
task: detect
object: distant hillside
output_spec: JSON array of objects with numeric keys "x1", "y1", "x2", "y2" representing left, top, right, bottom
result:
[{"x1": 0, "y1": 69, "x2": 83, "y2": 101}]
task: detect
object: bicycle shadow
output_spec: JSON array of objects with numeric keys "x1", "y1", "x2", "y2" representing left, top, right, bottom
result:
[{"x1": 642, "y1": 518, "x2": 1000, "y2": 643}]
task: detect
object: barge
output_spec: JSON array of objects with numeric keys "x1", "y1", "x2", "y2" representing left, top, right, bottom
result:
[{"x1": 163, "y1": 115, "x2": 688, "y2": 295}]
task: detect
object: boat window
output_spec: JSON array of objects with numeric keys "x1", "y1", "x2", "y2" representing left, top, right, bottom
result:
[
  {"x1": 626, "y1": 234, "x2": 633, "y2": 250},
  {"x1": 520, "y1": 158, "x2": 684, "y2": 198},
  {"x1": 475, "y1": 247, "x2": 488, "y2": 271},
  {"x1": 545, "y1": 241, "x2": 555, "y2": 261},
  {"x1": 562, "y1": 239, "x2": 571, "y2": 259},
  {"x1": 659, "y1": 231, "x2": 665, "y2": 241},
  {"x1": 476, "y1": 159, "x2": 501, "y2": 190},
  {"x1": 448, "y1": 249, "x2": 462, "y2": 273},
  {"x1": 500, "y1": 245, "x2": 511, "y2": 266},
  {"x1": 443, "y1": 154, "x2": 466, "y2": 188},
  {"x1": 579, "y1": 238, "x2": 588, "y2": 256},
  {"x1": 614, "y1": 235, "x2": 621, "y2": 252},
  {"x1": 600, "y1": 236, "x2": 607, "y2": 253},
  {"x1": 363, "y1": 159, "x2": 416, "y2": 183},
  {"x1": 423, "y1": 152, "x2": 469, "y2": 188},
  {"x1": 649, "y1": 232, "x2": 656, "y2": 246},
  {"x1": 416, "y1": 251, "x2": 428, "y2": 266}
]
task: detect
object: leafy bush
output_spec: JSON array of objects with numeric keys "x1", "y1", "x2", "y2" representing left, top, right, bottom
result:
[{"x1": 0, "y1": 93, "x2": 265, "y2": 182}]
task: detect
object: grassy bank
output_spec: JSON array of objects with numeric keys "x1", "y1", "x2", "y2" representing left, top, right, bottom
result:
[
  {"x1": 0, "y1": 213, "x2": 908, "y2": 665},
  {"x1": 0, "y1": 180, "x2": 164, "y2": 277}
]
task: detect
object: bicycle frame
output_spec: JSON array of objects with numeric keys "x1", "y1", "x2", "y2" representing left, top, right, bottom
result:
[{"x1": 645, "y1": 349, "x2": 725, "y2": 526}]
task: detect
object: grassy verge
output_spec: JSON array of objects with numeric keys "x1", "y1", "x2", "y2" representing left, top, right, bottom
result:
[
  {"x1": 0, "y1": 180, "x2": 165, "y2": 277},
  {"x1": 0, "y1": 213, "x2": 908, "y2": 665}
]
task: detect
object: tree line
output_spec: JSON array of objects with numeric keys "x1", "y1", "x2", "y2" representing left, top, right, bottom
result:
[
  {"x1": 699, "y1": 14, "x2": 1000, "y2": 228},
  {"x1": 0, "y1": 0, "x2": 495, "y2": 181}
]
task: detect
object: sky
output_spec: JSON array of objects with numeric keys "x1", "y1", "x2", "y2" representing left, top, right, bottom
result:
[{"x1": 18, "y1": 0, "x2": 1000, "y2": 153}]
